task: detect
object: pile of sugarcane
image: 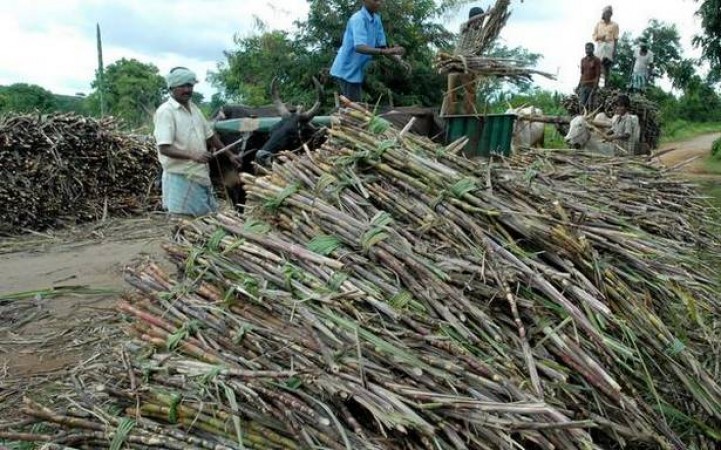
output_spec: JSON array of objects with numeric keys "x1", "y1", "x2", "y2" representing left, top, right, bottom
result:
[
  {"x1": 437, "y1": 0, "x2": 553, "y2": 92},
  {"x1": 435, "y1": 52, "x2": 556, "y2": 82},
  {"x1": 5, "y1": 108, "x2": 721, "y2": 450},
  {"x1": 0, "y1": 113, "x2": 159, "y2": 234},
  {"x1": 561, "y1": 88, "x2": 662, "y2": 151}
]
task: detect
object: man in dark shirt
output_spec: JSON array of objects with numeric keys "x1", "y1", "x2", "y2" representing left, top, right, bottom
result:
[{"x1": 578, "y1": 42, "x2": 602, "y2": 110}]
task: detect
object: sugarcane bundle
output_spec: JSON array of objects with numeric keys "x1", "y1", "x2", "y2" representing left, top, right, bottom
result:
[
  {"x1": 561, "y1": 88, "x2": 662, "y2": 151},
  {"x1": 5, "y1": 108, "x2": 721, "y2": 450},
  {"x1": 454, "y1": 0, "x2": 511, "y2": 56},
  {"x1": 436, "y1": 0, "x2": 551, "y2": 87},
  {"x1": 435, "y1": 52, "x2": 557, "y2": 81},
  {"x1": 0, "y1": 113, "x2": 160, "y2": 234}
]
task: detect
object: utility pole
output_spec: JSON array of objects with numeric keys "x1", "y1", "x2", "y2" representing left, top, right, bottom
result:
[{"x1": 96, "y1": 23, "x2": 106, "y2": 117}]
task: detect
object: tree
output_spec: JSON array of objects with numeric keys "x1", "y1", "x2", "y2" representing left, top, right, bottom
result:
[
  {"x1": 212, "y1": 1, "x2": 548, "y2": 109},
  {"x1": 54, "y1": 94, "x2": 89, "y2": 115},
  {"x1": 608, "y1": 33, "x2": 634, "y2": 88},
  {"x1": 212, "y1": 0, "x2": 490, "y2": 109},
  {"x1": 88, "y1": 58, "x2": 166, "y2": 128},
  {"x1": 677, "y1": 76, "x2": 721, "y2": 121},
  {"x1": 0, "y1": 83, "x2": 57, "y2": 113},
  {"x1": 210, "y1": 31, "x2": 320, "y2": 107},
  {"x1": 609, "y1": 20, "x2": 687, "y2": 89},
  {"x1": 298, "y1": 0, "x2": 456, "y2": 106},
  {"x1": 693, "y1": 0, "x2": 721, "y2": 80}
]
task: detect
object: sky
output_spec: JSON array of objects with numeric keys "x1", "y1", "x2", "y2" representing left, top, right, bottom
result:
[{"x1": 0, "y1": 0, "x2": 706, "y2": 99}]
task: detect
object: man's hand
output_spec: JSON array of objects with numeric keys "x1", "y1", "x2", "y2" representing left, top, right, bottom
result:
[
  {"x1": 229, "y1": 154, "x2": 243, "y2": 168},
  {"x1": 385, "y1": 45, "x2": 405, "y2": 56},
  {"x1": 192, "y1": 152, "x2": 211, "y2": 164},
  {"x1": 390, "y1": 54, "x2": 411, "y2": 74}
]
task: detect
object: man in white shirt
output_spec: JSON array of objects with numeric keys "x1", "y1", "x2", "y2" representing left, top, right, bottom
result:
[
  {"x1": 592, "y1": 6, "x2": 620, "y2": 86},
  {"x1": 606, "y1": 95, "x2": 640, "y2": 155},
  {"x1": 631, "y1": 41, "x2": 654, "y2": 92},
  {"x1": 153, "y1": 67, "x2": 225, "y2": 216}
]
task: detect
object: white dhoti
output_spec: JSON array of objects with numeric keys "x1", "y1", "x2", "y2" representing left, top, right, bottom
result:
[{"x1": 595, "y1": 41, "x2": 615, "y2": 62}]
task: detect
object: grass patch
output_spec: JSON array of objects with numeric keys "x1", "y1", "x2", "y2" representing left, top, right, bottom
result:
[
  {"x1": 697, "y1": 180, "x2": 721, "y2": 208},
  {"x1": 544, "y1": 125, "x2": 566, "y2": 148},
  {"x1": 711, "y1": 137, "x2": 721, "y2": 159},
  {"x1": 702, "y1": 157, "x2": 721, "y2": 176},
  {"x1": 660, "y1": 120, "x2": 721, "y2": 144}
]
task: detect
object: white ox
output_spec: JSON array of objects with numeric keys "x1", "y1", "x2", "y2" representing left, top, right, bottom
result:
[
  {"x1": 506, "y1": 106, "x2": 545, "y2": 151},
  {"x1": 563, "y1": 114, "x2": 616, "y2": 156}
]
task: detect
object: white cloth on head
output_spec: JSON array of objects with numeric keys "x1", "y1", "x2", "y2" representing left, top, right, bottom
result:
[{"x1": 166, "y1": 68, "x2": 198, "y2": 88}]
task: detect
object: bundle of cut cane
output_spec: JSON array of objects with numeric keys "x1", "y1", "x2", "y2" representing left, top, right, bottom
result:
[
  {"x1": 561, "y1": 88, "x2": 662, "y2": 151},
  {"x1": 0, "y1": 113, "x2": 160, "y2": 234},
  {"x1": 435, "y1": 52, "x2": 556, "y2": 81},
  {"x1": 437, "y1": 0, "x2": 552, "y2": 83},
  {"x1": 5, "y1": 108, "x2": 721, "y2": 450},
  {"x1": 454, "y1": 0, "x2": 512, "y2": 56}
]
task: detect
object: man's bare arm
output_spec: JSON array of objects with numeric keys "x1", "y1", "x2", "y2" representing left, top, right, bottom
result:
[
  {"x1": 355, "y1": 45, "x2": 405, "y2": 56},
  {"x1": 207, "y1": 134, "x2": 224, "y2": 152},
  {"x1": 159, "y1": 144, "x2": 210, "y2": 163}
]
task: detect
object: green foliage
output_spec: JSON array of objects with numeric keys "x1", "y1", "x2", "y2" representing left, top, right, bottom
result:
[
  {"x1": 497, "y1": 88, "x2": 566, "y2": 115},
  {"x1": 449, "y1": 177, "x2": 478, "y2": 198},
  {"x1": 677, "y1": 78, "x2": 721, "y2": 122},
  {"x1": 693, "y1": 0, "x2": 721, "y2": 81},
  {"x1": 711, "y1": 137, "x2": 721, "y2": 160},
  {"x1": 660, "y1": 120, "x2": 721, "y2": 143},
  {"x1": 300, "y1": 0, "x2": 455, "y2": 106},
  {"x1": 88, "y1": 58, "x2": 166, "y2": 129},
  {"x1": 307, "y1": 235, "x2": 343, "y2": 256},
  {"x1": 609, "y1": 20, "x2": 690, "y2": 90},
  {"x1": 0, "y1": 83, "x2": 57, "y2": 113},
  {"x1": 211, "y1": 0, "x2": 516, "y2": 109},
  {"x1": 109, "y1": 418, "x2": 136, "y2": 450},
  {"x1": 54, "y1": 93, "x2": 89, "y2": 114},
  {"x1": 211, "y1": 31, "x2": 320, "y2": 106}
]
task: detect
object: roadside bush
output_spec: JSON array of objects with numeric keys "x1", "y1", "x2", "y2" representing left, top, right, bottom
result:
[{"x1": 711, "y1": 137, "x2": 721, "y2": 159}]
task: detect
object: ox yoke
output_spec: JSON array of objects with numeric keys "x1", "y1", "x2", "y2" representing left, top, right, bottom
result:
[{"x1": 214, "y1": 116, "x2": 336, "y2": 134}]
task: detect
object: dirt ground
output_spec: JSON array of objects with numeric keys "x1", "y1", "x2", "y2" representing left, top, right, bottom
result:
[
  {"x1": 0, "y1": 215, "x2": 175, "y2": 419},
  {"x1": 0, "y1": 133, "x2": 719, "y2": 423},
  {"x1": 655, "y1": 132, "x2": 721, "y2": 175}
]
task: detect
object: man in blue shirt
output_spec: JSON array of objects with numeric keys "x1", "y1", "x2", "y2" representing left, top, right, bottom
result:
[{"x1": 330, "y1": 0, "x2": 408, "y2": 102}]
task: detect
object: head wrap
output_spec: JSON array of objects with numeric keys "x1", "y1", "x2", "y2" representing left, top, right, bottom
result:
[
  {"x1": 602, "y1": 5, "x2": 613, "y2": 14},
  {"x1": 469, "y1": 6, "x2": 484, "y2": 18},
  {"x1": 166, "y1": 67, "x2": 198, "y2": 88}
]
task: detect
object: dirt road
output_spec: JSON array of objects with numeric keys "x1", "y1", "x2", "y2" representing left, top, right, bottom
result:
[
  {"x1": 0, "y1": 216, "x2": 174, "y2": 417},
  {"x1": 656, "y1": 132, "x2": 720, "y2": 175}
]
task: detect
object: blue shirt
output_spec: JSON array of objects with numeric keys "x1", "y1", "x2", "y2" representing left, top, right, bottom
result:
[{"x1": 330, "y1": 6, "x2": 387, "y2": 84}]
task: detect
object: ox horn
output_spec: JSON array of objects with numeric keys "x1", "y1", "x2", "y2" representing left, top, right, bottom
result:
[
  {"x1": 271, "y1": 77, "x2": 291, "y2": 118},
  {"x1": 300, "y1": 77, "x2": 323, "y2": 121}
]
